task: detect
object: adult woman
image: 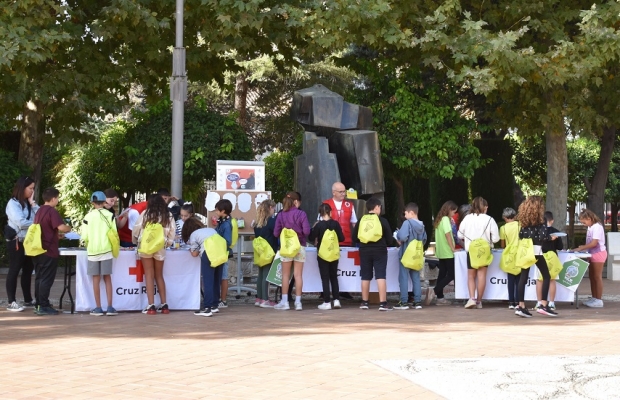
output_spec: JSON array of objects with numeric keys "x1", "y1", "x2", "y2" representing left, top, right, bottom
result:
[
  {"x1": 432, "y1": 201, "x2": 459, "y2": 306},
  {"x1": 574, "y1": 209, "x2": 607, "y2": 308},
  {"x1": 5, "y1": 176, "x2": 39, "y2": 312},
  {"x1": 132, "y1": 194, "x2": 176, "y2": 314},
  {"x1": 253, "y1": 199, "x2": 278, "y2": 307},
  {"x1": 515, "y1": 196, "x2": 558, "y2": 317},
  {"x1": 457, "y1": 197, "x2": 499, "y2": 309},
  {"x1": 273, "y1": 191, "x2": 310, "y2": 311}
]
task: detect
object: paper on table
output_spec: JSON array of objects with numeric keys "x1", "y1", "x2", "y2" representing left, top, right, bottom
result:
[{"x1": 64, "y1": 232, "x2": 81, "y2": 240}]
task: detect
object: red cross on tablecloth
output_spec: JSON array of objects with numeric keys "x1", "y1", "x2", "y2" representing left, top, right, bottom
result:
[
  {"x1": 129, "y1": 259, "x2": 145, "y2": 283},
  {"x1": 347, "y1": 251, "x2": 360, "y2": 266}
]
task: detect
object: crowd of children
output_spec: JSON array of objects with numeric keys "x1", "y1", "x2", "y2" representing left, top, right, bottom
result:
[{"x1": 4, "y1": 175, "x2": 610, "y2": 317}]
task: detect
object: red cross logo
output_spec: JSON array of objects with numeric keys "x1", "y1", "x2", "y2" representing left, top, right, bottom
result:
[
  {"x1": 347, "y1": 251, "x2": 360, "y2": 266},
  {"x1": 129, "y1": 259, "x2": 145, "y2": 283}
]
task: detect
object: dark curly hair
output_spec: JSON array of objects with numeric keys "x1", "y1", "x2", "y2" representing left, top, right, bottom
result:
[{"x1": 517, "y1": 196, "x2": 545, "y2": 228}]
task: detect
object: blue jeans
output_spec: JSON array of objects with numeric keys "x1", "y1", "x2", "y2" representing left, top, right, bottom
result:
[
  {"x1": 507, "y1": 272, "x2": 519, "y2": 303},
  {"x1": 201, "y1": 252, "x2": 222, "y2": 309},
  {"x1": 399, "y1": 264, "x2": 421, "y2": 303}
]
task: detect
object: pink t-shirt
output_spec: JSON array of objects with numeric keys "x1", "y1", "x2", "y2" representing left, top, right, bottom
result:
[{"x1": 586, "y1": 223, "x2": 606, "y2": 254}]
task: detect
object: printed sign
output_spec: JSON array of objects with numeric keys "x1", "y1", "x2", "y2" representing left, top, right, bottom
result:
[
  {"x1": 266, "y1": 253, "x2": 284, "y2": 286},
  {"x1": 557, "y1": 257, "x2": 590, "y2": 292}
]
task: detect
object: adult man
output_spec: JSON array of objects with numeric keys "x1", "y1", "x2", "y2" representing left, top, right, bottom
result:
[{"x1": 322, "y1": 182, "x2": 357, "y2": 299}]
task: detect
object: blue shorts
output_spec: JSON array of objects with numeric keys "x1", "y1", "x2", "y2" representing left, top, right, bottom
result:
[{"x1": 221, "y1": 262, "x2": 229, "y2": 280}]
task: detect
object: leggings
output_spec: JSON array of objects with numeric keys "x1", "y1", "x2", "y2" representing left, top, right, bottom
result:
[
  {"x1": 6, "y1": 240, "x2": 34, "y2": 303},
  {"x1": 518, "y1": 255, "x2": 549, "y2": 302},
  {"x1": 434, "y1": 258, "x2": 455, "y2": 299},
  {"x1": 317, "y1": 258, "x2": 340, "y2": 302},
  {"x1": 256, "y1": 265, "x2": 270, "y2": 300}
]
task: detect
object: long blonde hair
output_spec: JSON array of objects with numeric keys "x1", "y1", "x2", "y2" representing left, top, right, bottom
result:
[{"x1": 254, "y1": 200, "x2": 275, "y2": 228}]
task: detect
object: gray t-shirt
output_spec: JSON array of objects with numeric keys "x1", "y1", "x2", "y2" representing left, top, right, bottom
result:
[{"x1": 188, "y1": 227, "x2": 218, "y2": 255}]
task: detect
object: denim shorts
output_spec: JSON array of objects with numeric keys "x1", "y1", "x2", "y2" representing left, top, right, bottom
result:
[{"x1": 221, "y1": 262, "x2": 229, "y2": 280}]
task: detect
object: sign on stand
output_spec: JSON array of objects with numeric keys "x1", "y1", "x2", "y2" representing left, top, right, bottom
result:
[
  {"x1": 266, "y1": 253, "x2": 284, "y2": 286},
  {"x1": 557, "y1": 257, "x2": 590, "y2": 292}
]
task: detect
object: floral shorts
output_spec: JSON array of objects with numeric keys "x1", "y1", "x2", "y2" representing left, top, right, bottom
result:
[{"x1": 280, "y1": 247, "x2": 306, "y2": 263}]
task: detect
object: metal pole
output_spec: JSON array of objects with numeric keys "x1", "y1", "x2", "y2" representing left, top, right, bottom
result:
[{"x1": 170, "y1": 0, "x2": 186, "y2": 199}]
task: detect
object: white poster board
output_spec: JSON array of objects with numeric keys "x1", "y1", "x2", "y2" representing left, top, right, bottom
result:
[{"x1": 216, "y1": 160, "x2": 265, "y2": 191}]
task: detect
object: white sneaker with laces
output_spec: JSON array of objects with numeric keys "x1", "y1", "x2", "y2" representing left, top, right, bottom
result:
[
  {"x1": 333, "y1": 299, "x2": 341, "y2": 309},
  {"x1": 7, "y1": 301, "x2": 24, "y2": 312},
  {"x1": 274, "y1": 302, "x2": 290, "y2": 310},
  {"x1": 295, "y1": 302, "x2": 303, "y2": 311},
  {"x1": 585, "y1": 298, "x2": 604, "y2": 308},
  {"x1": 318, "y1": 302, "x2": 331, "y2": 310}
]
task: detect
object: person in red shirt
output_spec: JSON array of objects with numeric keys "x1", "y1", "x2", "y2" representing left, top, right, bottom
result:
[{"x1": 32, "y1": 187, "x2": 72, "y2": 315}]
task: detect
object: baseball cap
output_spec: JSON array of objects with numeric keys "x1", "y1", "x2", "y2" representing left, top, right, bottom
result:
[{"x1": 91, "y1": 191, "x2": 106, "y2": 202}]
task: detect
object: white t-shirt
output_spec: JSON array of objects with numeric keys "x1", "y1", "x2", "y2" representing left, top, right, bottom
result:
[
  {"x1": 188, "y1": 227, "x2": 218, "y2": 256},
  {"x1": 587, "y1": 223, "x2": 606, "y2": 253},
  {"x1": 317, "y1": 199, "x2": 358, "y2": 223},
  {"x1": 457, "y1": 213, "x2": 500, "y2": 252},
  {"x1": 127, "y1": 208, "x2": 140, "y2": 231}
]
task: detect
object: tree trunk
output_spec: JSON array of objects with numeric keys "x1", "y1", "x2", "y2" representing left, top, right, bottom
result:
[
  {"x1": 568, "y1": 201, "x2": 576, "y2": 248},
  {"x1": 545, "y1": 128, "x2": 568, "y2": 231},
  {"x1": 234, "y1": 73, "x2": 249, "y2": 132},
  {"x1": 20, "y1": 100, "x2": 45, "y2": 201},
  {"x1": 392, "y1": 176, "x2": 405, "y2": 218},
  {"x1": 585, "y1": 126, "x2": 616, "y2": 221},
  {"x1": 611, "y1": 202, "x2": 619, "y2": 233}
]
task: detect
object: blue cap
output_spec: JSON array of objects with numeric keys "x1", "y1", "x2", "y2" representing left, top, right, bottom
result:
[{"x1": 91, "y1": 191, "x2": 106, "y2": 202}]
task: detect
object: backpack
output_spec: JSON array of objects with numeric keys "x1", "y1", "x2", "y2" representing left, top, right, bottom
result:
[
  {"x1": 401, "y1": 240, "x2": 424, "y2": 270},
  {"x1": 138, "y1": 222, "x2": 165, "y2": 254},
  {"x1": 463, "y1": 216, "x2": 493, "y2": 269},
  {"x1": 357, "y1": 214, "x2": 382, "y2": 244},
  {"x1": 543, "y1": 251, "x2": 563, "y2": 279},
  {"x1": 280, "y1": 228, "x2": 301, "y2": 258},
  {"x1": 99, "y1": 210, "x2": 120, "y2": 258},
  {"x1": 253, "y1": 236, "x2": 275, "y2": 267},
  {"x1": 23, "y1": 207, "x2": 51, "y2": 256},
  {"x1": 516, "y1": 238, "x2": 537, "y2": 269},
  {"x1": 204, "y1": 234, "x2": 228, "y2": 267},
  {"x1": 499, "y1": 242, "x2": 520, "y2": 275},
  {"x1": 318, "y1": 229, "x2": 340, "y2": 262},
  {"x1": 230, "y1": 218, "x2": 239, "y2": 249}
]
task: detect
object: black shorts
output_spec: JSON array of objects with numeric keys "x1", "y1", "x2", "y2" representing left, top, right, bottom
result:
[
  {"x1": 359, "y1": 247, "x2": 388, "y2": 280},
  {"x1": 466, "y1": 253, "x2": 474, "y2": 270}
]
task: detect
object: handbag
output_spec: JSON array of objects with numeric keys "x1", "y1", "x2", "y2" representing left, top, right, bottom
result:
[{"x1": 4, "y1": 225, "x2": 17, "y2": 241}]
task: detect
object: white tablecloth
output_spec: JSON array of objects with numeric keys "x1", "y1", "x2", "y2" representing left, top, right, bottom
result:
[{"x1": 454, "y1": 250, "x2": 586, "y2": 301}]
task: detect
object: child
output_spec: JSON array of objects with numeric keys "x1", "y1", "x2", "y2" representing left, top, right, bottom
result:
[
  {"x1": 395, "y1": 203, "x2": 427, "y2": 310},
  {"x1": 32, "y1": 187, "x2": 72, "y2": 315},
  {"x1": 515, "y1": 196, "x2": 558, "y2": 318},
  {"x1": 182, "y1": 217, "x2": 220, "y2": 317},
  {"x1": 214, "y1": 199, "x2": 234, "y2": 309},
  {"x1": 309, "y1": 203, "x2": 345, "y2": 310},
  {"x1": 574, "y1": 209, "x2": 607, "y2": 308},
  {"x1": 352, "y1": 197, "x2": 395, "y2": 311},
  {"x1": 176, "y1": 202, "x2": 209, "y2": 238},
  {"x1": 132, "y1": 194, "x2": 176, "y2": 315},
  {"x1": 457, "y1": 197, "x2": 499, "y2": 309},
  {"x1": 430, "y1": 200, "x2": 459, "y2": 306},
  {"x1": 273, "y1": 191, "x2": 311, "y2": 311},
  {"x1": 535, "y1": 211, "x2": 563, "y2": 310},
  {"x1": 82, "y1": 191, "x2": 118, "y2": 316},
  {"x1": 253, "y1": 199, "x2": 278, "y2": 308},
  {"x1": 499, "y1": 207, "x2": 519, "y2": 309}
]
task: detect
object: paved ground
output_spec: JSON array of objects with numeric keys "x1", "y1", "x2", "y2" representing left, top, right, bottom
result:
[{"x1": 2, "y1": 274, "x2": 620, "y2": 399}]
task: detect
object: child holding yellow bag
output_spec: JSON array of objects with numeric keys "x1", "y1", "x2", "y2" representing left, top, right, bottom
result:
[
  {"x1": 515, "y1": 196, "x2": 559, "y2": 318},
  {"x1": 499, "y1": 207, "x2": 519, "y2": 309},
  {"x1": 309, "y1": 203, "x2": 345, "y2": 310},
  {"x1": 253, "y1": 199, "x2": 278, "y2": 308},
  {"x1": 395, "y1": 203, "x2": 427, "y2": 310},
  {"x1": 534, "y1": 211, "x2": 564, "y2": 311}
]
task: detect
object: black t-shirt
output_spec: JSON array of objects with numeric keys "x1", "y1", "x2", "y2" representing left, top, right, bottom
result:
[
  {"x1": 309, "y1": 219, "x2": 345, "y2": 251},
  {"x1": 352, "y1": 213, "x2": 395, "y2": 248},
  {"x1": 542, "y1": 226, "x2": 564, "y2": 253}
]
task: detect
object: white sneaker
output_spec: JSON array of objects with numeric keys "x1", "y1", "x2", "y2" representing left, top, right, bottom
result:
[
  {"x1": 295, "y1": 302, "x2": 303, "y2": 311},
  {"x1": 318, "y1": 302, "x2": 332, "y2": 310},
  {"x1": 274, "y1": 302, "x2": 290, "y2": 310},
  {"x1": 7, "y1": 301, "x2": 24, "y2": 312},
  {"x1": 585, "y1": 298, "x2": 604, "y2": 308},
  {"x1": 464, "y1": 299, "x2": 477, "y2": 309},
  {"x1": 582, "y1": 297, "x2": 595, "y2": 306},
  {"x1": 333, "y1": 299, "x2": 341, "y2": 309}
]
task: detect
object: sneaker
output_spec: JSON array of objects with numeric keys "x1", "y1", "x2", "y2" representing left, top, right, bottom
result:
[
  {"x1": 534, "y1": 302, "x2": 542, "y2": 310},
  {"x1": 194, "y1": 308, "x2": 213, "y2": 317},
  {"x1": 436, "y1": 298, "x2": 452, "y2": 306},
  {"x1": 393, "y1": 301, "x2": 410, "y2": 310},
  {"x1": 515, "y1": 306, "x2": 532, "y2": 318},
  {"x1": 141, "y1": 305, "x2": 150, "y2": 314},
  {"x1": 585, "y1": 298, "x2": 604, "y2": 308},
  {"x1": 378, "y1": 302, "x2": 393, "y2": 311},
  {"x1": 464, "y1": 299, "x2": 477, "y2": 309},
  {"x1": 424, "y1": 288, "x2": 436, "y2": 306},
  {"x1": 211, "y1": 307, "x2": 219, "y2": 314},
  {"x1": 537, "y1": 305, "x2": 558, "y2": 317},
  {"x1": 33, "y1": 305, "x2": 40, "y2": 314},
  {"x1": 318, "y1": 302, "x2": 332, "y2": 310},
  {"x1": 22, "y1": 300, "x2": 36, "y2": 308},
  {"x1": 260, "y1": 300, "x2": 276, "y2": 308},
  {"x1": 254, "y1": 298, "x2": 262, "y2": 307},
  {"x1": 359, "y1": 301, "x2": 370, "y2": 310},
  {"x1": 105, "y1": 306, "x2": 118, "y2": 316},
  {"x1": 508, "y1": 303, "x2": 516, "y2": 310},
  {"x1": 7, "y1": 301, "x2": 24, "y2": 312},
  {"x1": 274, "y1": 302, "x2": 290, "y2": 310},
  {"x1": 549, "y1": 302, "x2": 556, "y2": 310},
  {"x1": 333, "y1": 299, "x2": 341, "y2": 309},
  {"x1": 145, "y1": 304, "x2": 157, "y2": 315},
  {"x1": 90, "y1": 307, "x2": 105, "y2": 316},
  {"x1": 36, "y1": 306, "x2": 59, "y2": 315},
  {"x1": 157, "y1": 303, "x2": 170, "y2": 314},
  {"x1": 218, "y1": 301, "x2": 228, "y2": 308},
  {"x1": 407, "y1": 296, "x2": 415, "y2": 306},
  {"x1": 414, "y1": 302, "x2": 423, "y2": 309},
  {"x1": 476, "y1": 302, "x2": 482, "y2": 309},
  {"x1": 295, "y1": 302, "x2": 303, "y2": 311}
]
